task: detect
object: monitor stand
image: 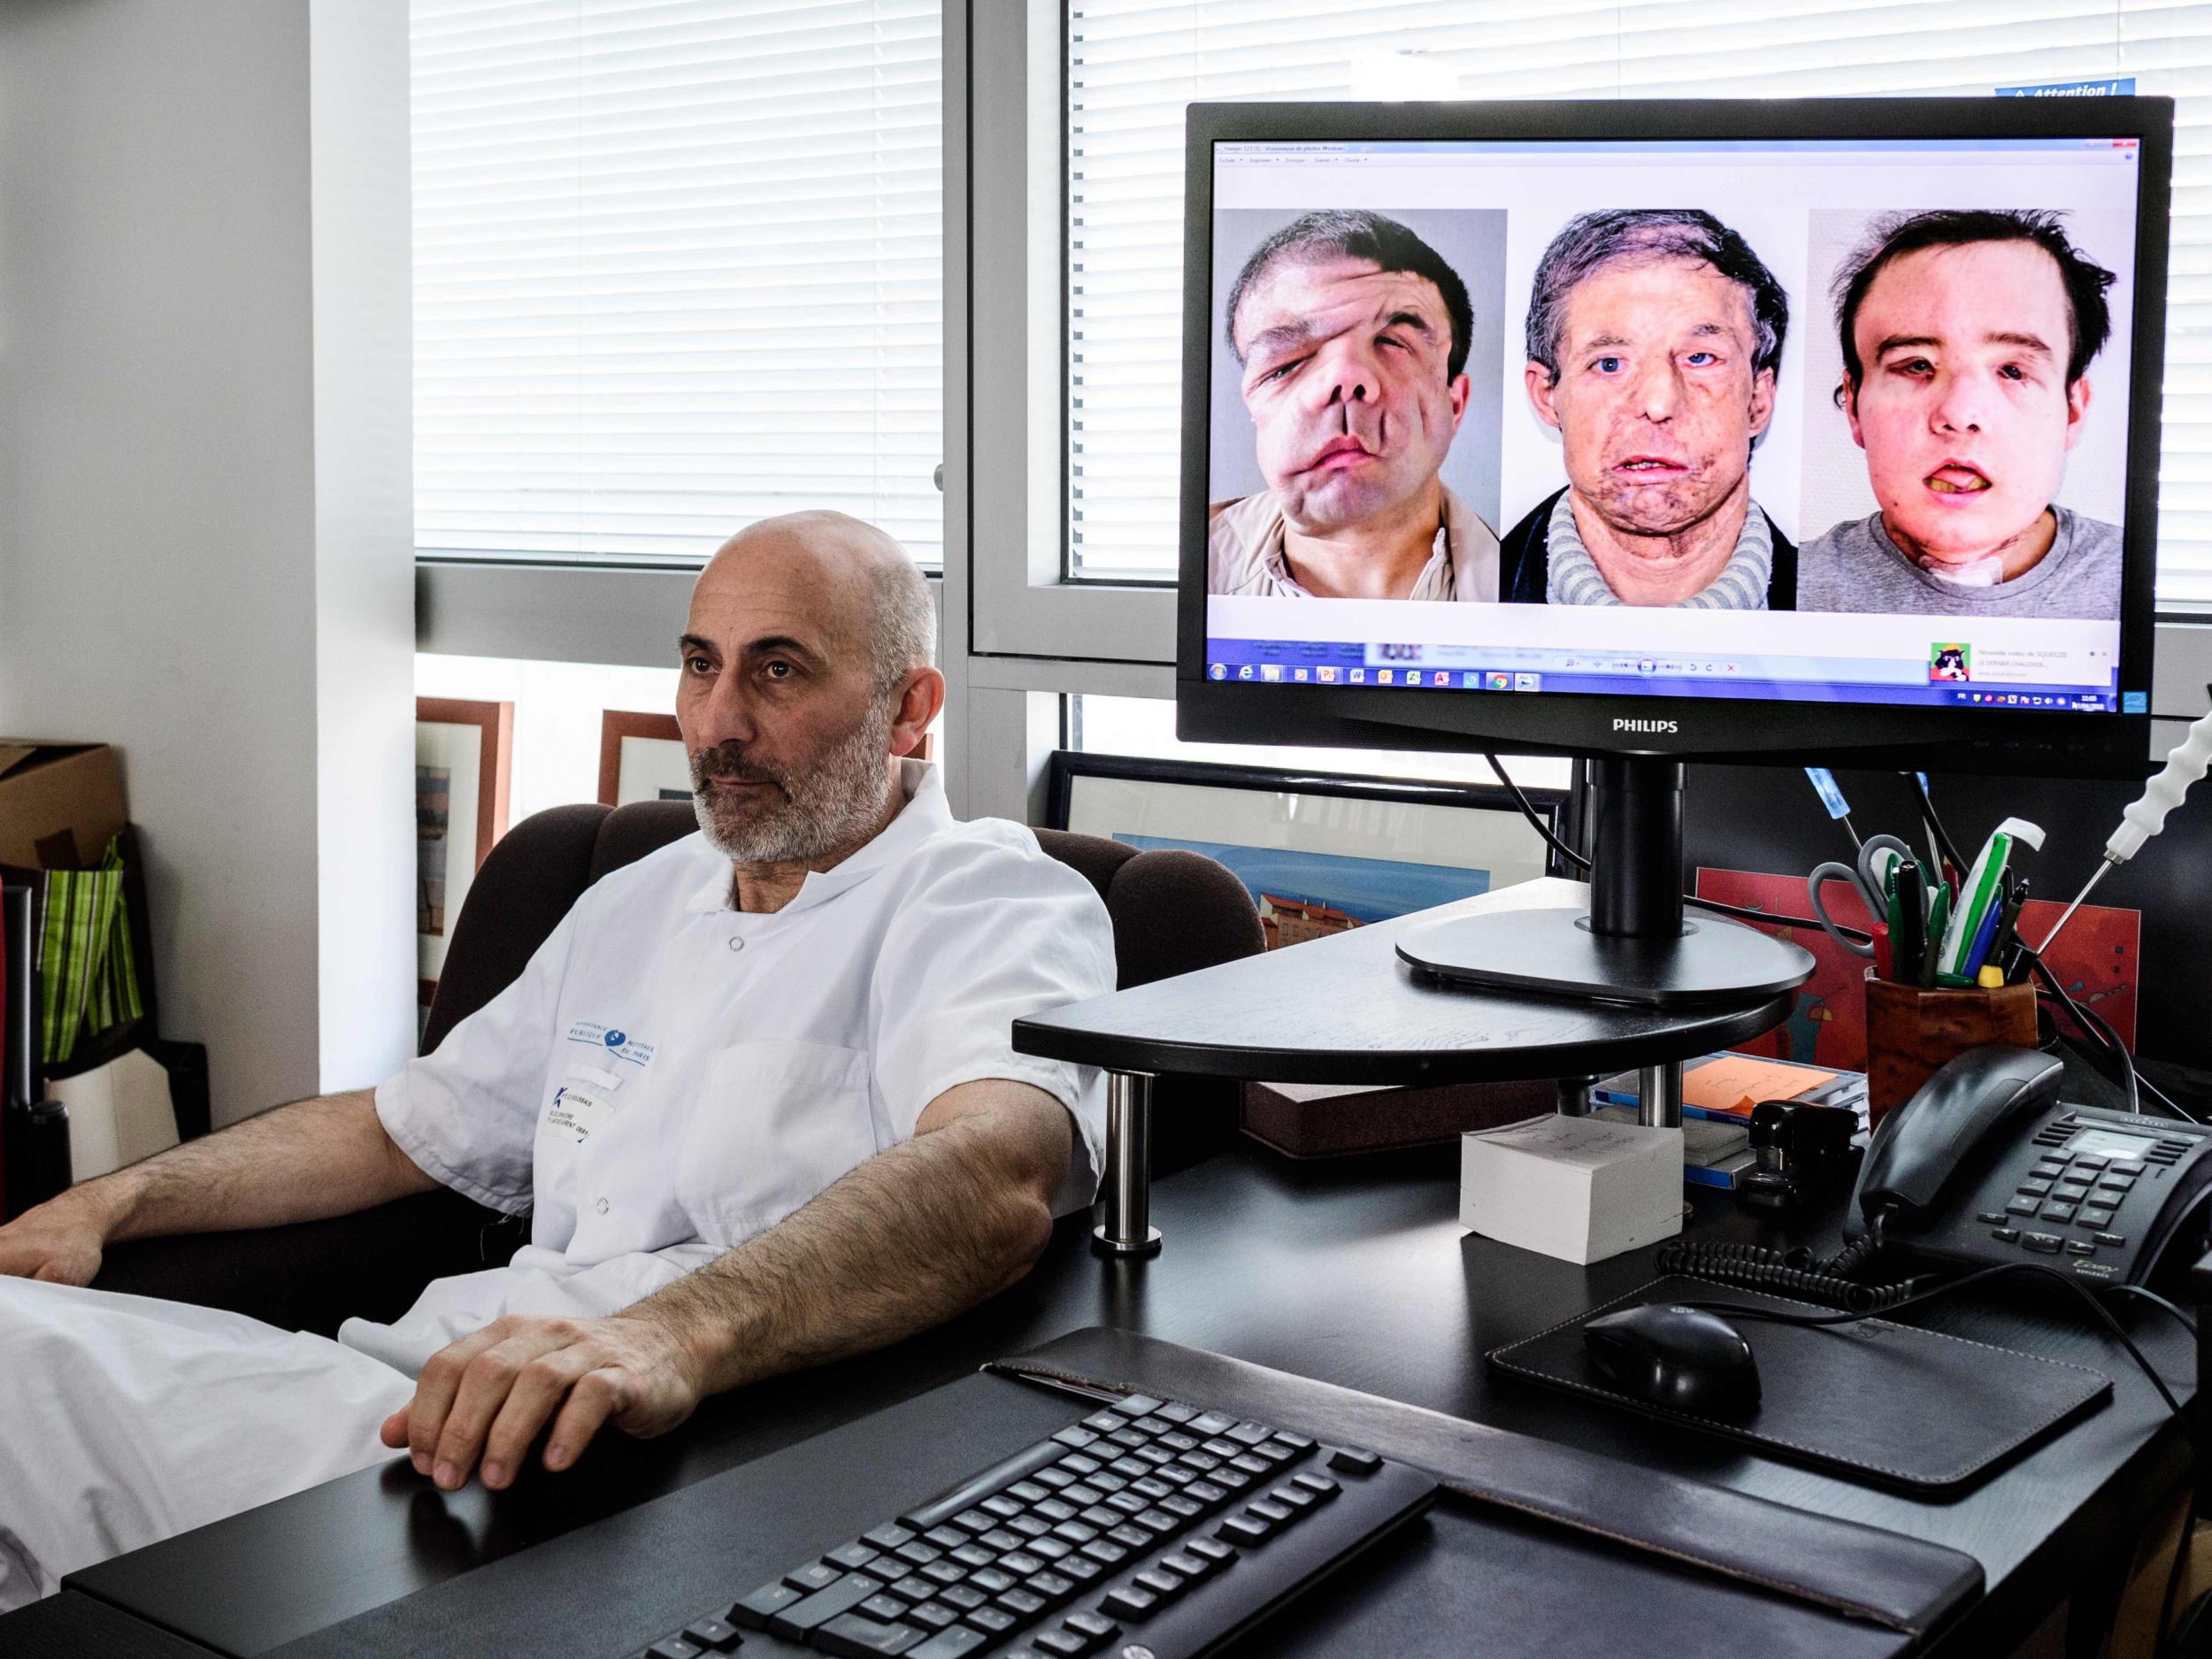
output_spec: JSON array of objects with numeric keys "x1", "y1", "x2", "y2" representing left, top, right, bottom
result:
[{"x1": 1396, "y1": 756, "x2": 1813, "y2": 1009}]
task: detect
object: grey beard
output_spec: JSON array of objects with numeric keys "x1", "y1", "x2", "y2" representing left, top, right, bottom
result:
[{"x1": 689, "y1": 707, "x2": 897, "y2": 866}]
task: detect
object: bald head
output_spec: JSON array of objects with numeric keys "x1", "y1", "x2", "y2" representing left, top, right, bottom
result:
[{"x1": 696, "y1": 511, "x2": 933, "y2": 695}]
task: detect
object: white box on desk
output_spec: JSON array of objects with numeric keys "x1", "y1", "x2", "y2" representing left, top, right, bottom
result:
[{"x1": 1460, "y1": 1114, "x2": 1684, "y2": 1265}]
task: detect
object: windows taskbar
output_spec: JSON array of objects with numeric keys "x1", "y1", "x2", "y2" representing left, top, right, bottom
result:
[{"x1": 1201, "y1": 644, "x2": 2125, "y2": 712}]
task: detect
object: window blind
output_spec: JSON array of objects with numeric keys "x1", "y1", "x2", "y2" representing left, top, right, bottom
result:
[
  {"x1": 412, "y1": 0, "x2": 942, "y2": 568},
  {"x1": 1067, "y1": 0, "x2": 2212, "y2": 602}
]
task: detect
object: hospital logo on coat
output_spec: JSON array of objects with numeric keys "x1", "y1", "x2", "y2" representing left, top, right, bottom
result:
[{"x1": 566, "y1": 1019, "x2": 657, "y2": 1066}]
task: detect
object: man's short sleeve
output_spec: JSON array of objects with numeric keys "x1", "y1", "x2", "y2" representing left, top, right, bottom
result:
[
  {"x1": 375, "y1": 909, "x2": 580, "y2": 1215},
  {"x1": 871, "y1": 834, "x2": 1116, "y2": 1215}
]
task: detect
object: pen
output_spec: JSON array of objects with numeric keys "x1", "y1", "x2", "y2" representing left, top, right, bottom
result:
[
  {"x1": 1980, "y1": 876, "x2": 2028, "y2": 979},
  {"x1": 1936, "y1": 817, "x2": 2044, "y2": 987}
]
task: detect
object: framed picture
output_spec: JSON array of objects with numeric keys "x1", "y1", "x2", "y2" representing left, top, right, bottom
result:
[
  {"x1": 598, "y1": 710, "x2": 694, "y2": 807},
  {"x1": 1046, "y1": 752, "x2": 1567, "y2": 949},
  {"x1": 417, "y1": 698, "x2": 513, "y2": 993}
]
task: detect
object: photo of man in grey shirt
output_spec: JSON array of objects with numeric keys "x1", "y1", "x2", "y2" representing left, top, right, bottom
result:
[{"x1": 1801, "y1": 208, "x2": 2122, "y2": 619}]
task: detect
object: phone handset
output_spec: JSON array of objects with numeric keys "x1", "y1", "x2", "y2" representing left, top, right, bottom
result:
[{"x1": 1854, "y1": 1046, "x2": 2066, "y2": 1233}]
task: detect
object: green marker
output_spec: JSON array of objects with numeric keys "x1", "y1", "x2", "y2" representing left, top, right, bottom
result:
[{"x1": 1935, "y1": 817, "x2": 2044, "y2": 987}]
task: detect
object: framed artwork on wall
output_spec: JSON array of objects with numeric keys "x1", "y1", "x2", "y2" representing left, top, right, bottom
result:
[
  {"x1": 598, "y1": 710, "x2": 692, "y2": 807},
  {"x1": 417, "y1": 698, "x2": 513, "y2": 998},
  {"x1": 1046, "y1": 752, "x2": 1566, "y2": 949}
]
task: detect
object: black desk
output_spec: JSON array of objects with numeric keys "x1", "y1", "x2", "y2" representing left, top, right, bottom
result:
[
  {"x1": 1014, "y1": 876, "x2": 1797, "y2": 1251},
  {"x1": 41, "y1": 1144, "x2": 2192, "y2": 1658}
]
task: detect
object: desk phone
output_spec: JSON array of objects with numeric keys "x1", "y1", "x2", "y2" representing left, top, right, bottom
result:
[{"x1": 1844, "y1": 1047, "x2": 2212, "y2": 1286}]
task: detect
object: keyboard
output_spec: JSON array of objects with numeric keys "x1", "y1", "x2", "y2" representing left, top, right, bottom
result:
[{"x1": 622, "y1": 1388, "x2": 1437, "y2": 1659}]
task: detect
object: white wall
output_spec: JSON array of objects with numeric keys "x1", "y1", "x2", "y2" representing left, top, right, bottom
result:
[{"x1": 0, "y1": 0, "x2": 415, "y2": 1124}]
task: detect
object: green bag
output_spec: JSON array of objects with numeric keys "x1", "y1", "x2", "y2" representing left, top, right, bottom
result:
[{"x1": 37, "y1": 830, "x2": 144, "y2": 1066}]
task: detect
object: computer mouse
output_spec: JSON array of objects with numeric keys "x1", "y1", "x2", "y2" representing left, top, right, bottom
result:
[{"x1": 1581, "y1": 1303, "x2": 1762, "y2": 1419}]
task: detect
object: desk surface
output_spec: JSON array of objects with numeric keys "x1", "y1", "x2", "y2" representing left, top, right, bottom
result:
[
  {"x1": 1012, "y1": 877, "x2": 1795, "y2": 1083},
  {"x1": 59, "y1": 1145, "x2": 2193, "y2": 1659}
]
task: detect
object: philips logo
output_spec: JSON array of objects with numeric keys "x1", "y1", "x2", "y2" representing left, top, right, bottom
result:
[{"x1": 1612, "y1": 718, "x2": 1678, "y2": 733}]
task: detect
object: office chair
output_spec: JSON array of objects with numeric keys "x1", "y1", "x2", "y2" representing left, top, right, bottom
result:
[{"x1": 89, "y1": 799, "x2": 1263, "y2": 1336}]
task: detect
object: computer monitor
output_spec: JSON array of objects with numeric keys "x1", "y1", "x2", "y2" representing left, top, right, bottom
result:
[{"x1": 1174, "y1": 97, "x2": 2170, "y2": 1004}]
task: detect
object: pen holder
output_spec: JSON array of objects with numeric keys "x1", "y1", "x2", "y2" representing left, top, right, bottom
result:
[{"x1": 1863, "y1": 979, "x2": 2039, "y2": 1127}]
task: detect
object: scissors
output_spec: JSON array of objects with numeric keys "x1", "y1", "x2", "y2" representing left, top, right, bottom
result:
[{"x1": 1808, "y1": 833, "x2": 1918, "y2": 964}]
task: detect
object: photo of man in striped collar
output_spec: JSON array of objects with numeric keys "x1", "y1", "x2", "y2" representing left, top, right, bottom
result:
[{"x1": 1501, "y1": 208, "x2": 1797, "y2": 611}]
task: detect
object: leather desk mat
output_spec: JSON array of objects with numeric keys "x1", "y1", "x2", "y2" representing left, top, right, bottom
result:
[
  {"x1": 1486, "y1": 1275, "x2": 2114, "y2": 1495},
  {"x1": 264, "y1": 1329, "x2": 1978, "y2": 1659}
]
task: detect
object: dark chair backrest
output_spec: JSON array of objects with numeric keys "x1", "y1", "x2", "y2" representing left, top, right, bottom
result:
[{"x1": 426, "y1": 801, "x2": 1265, "y2": 1171}]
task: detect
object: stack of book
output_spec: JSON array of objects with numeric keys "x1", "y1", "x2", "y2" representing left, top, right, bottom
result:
[{"x1": 1591, "y1": 1053, "x2": 1869, "y2": 1189}]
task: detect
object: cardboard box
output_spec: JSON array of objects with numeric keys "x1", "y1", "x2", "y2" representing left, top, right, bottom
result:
[
  {"x1": 1460, "y1": 1115, "x2": 1684, "y2": 1264},
  {"x1": 0, "y1": 742, "x2": 126, "y2": 869},
  {"x1": 1241, "y1": 1077, "x2": 1555, "y2": 1158}
]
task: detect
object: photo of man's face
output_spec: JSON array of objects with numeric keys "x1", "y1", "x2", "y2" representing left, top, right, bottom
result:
[
  {"x1": 1233, "y1": 253, "x2": 1470, "y2": 535},
  {"x1": 1526, "y1": 257, "x2": 1776, "y2": 542},
  {"x1": 1843, "y1": 239, "x2": 2091, "y2": 566}
]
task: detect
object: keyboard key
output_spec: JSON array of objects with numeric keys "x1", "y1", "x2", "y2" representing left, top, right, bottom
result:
[
  {"x1": 905, "y1": 1440, "x2": 1070, "y2": 1529},
  {"x1": 887, "y1": 1576, "x2": 938, "y2": 1603},
  {"x1": 1000, "y1": 1551, "x2": 1046, "y2": 1576},
  {"x1": 1227, "y1": 1423, "x2": 1271, "y2": 1445},
  {"x1": 1159, "y1": 1549, "x2": 1212, "y2": 1581},
  {"x1": 1202, "y1": 1438, "x2": 1242, "y2": 1459},
  {"x1": 997, "y1": 1587, "x2": 1048, "y2": 1617},
  {"x1": 1099, "y1": 1586, "x2": 1160, "y2": 1621},
  {"x1": 815, "y1": 1612, "x2": 925, "y2": 1656},
  {"x1": 787, "y1": 1562, "x2": 846, "y2": 1594},
  {"x1": 979, "y1": 1529, "x2": 1025, "y2": 1553},
  {"x1": 1058, "y1": 1555, "x2": 1105, "y2": 1586},
  {"x1": 729, "y1": 1582, "x2": 803, "y2": 1628},
  {"x1": 1157, "y1": 1432, "x2": 1199, "y2": 1453},
  {"x1": 911, "y1": 1630, "x2": 989, "y2": 1659},
  {"x1": 1248, "y1": 1497, "x2": 1295, "y2": 1527},
  {"x1": 1218, "y1": 1513, "x2": 1273, "y2": 1546},
  {"x1": 1088, "y1": 1471, "x2": 1128, "y2": 1494},
  {"x1": 1079, "y1": 1537, "x2": 1128, "y2": 1567},
  {"x1": 1052, "y1": 1427, "x2": 1099, "y2": 1449},
  {"x1": 1130, "y1": 1476, "x2": 1171, "y2": 1500},
  {"x1": 1231, "y1": 1454, "x2": 1273, "y2": 1477},
  {"x1": 939, "y1": 1584, "x2": 988, "y2": 1612},
  {"x1": 949, "y1": 1509, "x2": 996, "y2": 1536},
  {"x1": 1109, "y1": 1457, "x2": 1150, "y2": 1479},
  {"x1": 2055, "y1": 1182, "x2": 2093, "y2": 1202},
  {"x1": 1064, "y1": 1609, "x2": 1121, "y2": 1649},
  {"x1": 1028, "y1": 1536, "x2": 1072, "y2": 1561},
  {"x1": 1133, "y1": 1508, "x2": 1179, "y2": 1534},
  {"x1": 2005, "y1": 1198, "x2": 2039, "y2": 1217},
  {"x1": 682, "y1": 1617, "x2": 744, "y2": 1651},
  {"x1": 969, "y1": 1567, "x2": 1016, "y2": 1594},
  {"x1": 895, "y1": 1541, "x2": 941, "y2": 1568},
  {"x1": 1079, "y1": 1506, "x2": 1120, "y2": 1530},
  {"x1": 768, "y1": 1573, "x2": 887, "y2": 1639},
  {"x1": 1271, "y1": 1483, "x2": 1317, "y2": 1510},
  {"x1": 1211, "y1": 1467, "x2": 1254, "y2": 1494},
  {"x1": 949, "y1": 1544, "x2": 996, "y2": 1570},
  {"x1": 862, "y1": 1594, "x2": 912, "y2": 1622},
  {"x1": 647, "y1": 1640, "x2": 703, "y2": 1659},
  {"x1": 865, "y1": 1524, "x2": 917, "y2": 1551},
  {"x1": 1031, "y1": 1631, "x2": 1090, "y2": 1657},
  {"x1": 1059, "y1": 1454, "x2": 1102, "y2": 1477},
  {"x1": 1026, "y1": 1569, "x2": 1077, "y2": 1602},
  {"x1": 1052, "y1": 1521, "x2": 1099, "y2": 1546},
  {"x1": 1034, "y1": 1496, "x2": 1079, "y2": 1522},
  {"x1": 907, "y1": 1602, "x2": 959, "y2": 1632},
  {"x1": 2023, "y1": 1232, "x2": 2064, "y2": 1255},
  {"x1": 1034, "y1": 1467, "x2": 1076, "y2": 1490},
  {"x1": 1293, "y1": 1471, "x2": 1339, "y2": 1500},
  {"x1": 1157, "y1": 1403, "x2": 1200, "y2": 1423},
  {"x1": 1159, "y1": 1494, "x2": 1202, "y2": 1519},
  {"x1": 1328, "y1": 1447, "x2": 1382, "y2": 1476},
  {"x1": 1113, "y1": 1394, "x2": 1166, "y2": 1417},
  {"x1": 981, "y1": 1494, "x2": 1025, "y2": 1519},
  {"x1": 1082, "y1": 1411, "x2": 1123, "y2": 1432},
  {"x1": 1187, "y1": 1480, "x2": 1229, "y2": 1506},
  {"x1": 828, "y1": 1541, "x2": 883, "y2": 1571},
  {"x1": 1185, "y1": 1535, "x2": 1237, "y2": 1565},
  {"x1": 1106, "y1": 1492, "x2": 1147, "y2": 1516},
  {"x1": 1108, "y1": 1524, "x2": 1153, "y2": 1549},
  {"x1": 1188, "y1": 1413, "x2": 1235, "y2": 1435},
  {"x1": 966, "y1": 1604, "x2": 1018, "y2": 1635},
  {"x1": 920, "y1": 1561, "x2": 966, "y2": 1586},
  {"x1": 1133, "y1": 1567, "x2": 1186, "y2": 1599},
  {"x1": 1133, "y1": 1445, "x2": 1175, "y2": 1466}
]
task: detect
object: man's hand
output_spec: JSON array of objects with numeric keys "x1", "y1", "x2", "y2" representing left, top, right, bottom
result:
[
  {"x1": 380, "y1": 1313, "x2": 708, "y2": 1491},
  {"x1": 0, "y1": 1192, "x2": 110, "y2": 1286}
]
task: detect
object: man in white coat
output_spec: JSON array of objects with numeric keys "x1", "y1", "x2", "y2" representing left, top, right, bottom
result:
[{"x1": 0, "y1": 511, "x2": 1116, "y2": 1609}]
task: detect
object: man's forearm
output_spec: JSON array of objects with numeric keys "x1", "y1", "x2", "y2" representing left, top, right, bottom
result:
[
  {"x1": 632, "y1": 1101, "x2": 1064, "y2": 1394},
  {"x1": 62, "y1": 1088, "x2": 440, "y2": 1243}
]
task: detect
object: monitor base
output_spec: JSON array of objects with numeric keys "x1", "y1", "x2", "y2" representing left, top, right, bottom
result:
[{"x1": 1396, "y1": 907, "x2": 1813, "y2": 1009}]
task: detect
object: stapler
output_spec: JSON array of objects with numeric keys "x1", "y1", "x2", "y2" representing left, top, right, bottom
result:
[{"x1": 1736, "y1": 1101, "x2": 1860, "y2": 1211}]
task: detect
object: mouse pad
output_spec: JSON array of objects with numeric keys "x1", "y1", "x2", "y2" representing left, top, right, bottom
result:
[{"x1": 1486, "y1": 1275, "x2": 2114, "y2": 1494}]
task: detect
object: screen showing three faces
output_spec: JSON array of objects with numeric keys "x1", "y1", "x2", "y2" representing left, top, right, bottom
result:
[{"x1": 1202, "y1": 137, "x2": 2142, "y2": 716}]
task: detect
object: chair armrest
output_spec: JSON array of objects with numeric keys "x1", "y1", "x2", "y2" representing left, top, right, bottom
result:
[{"x1": 91, "y1": 1187, "x2": 526, "y2": 1339}]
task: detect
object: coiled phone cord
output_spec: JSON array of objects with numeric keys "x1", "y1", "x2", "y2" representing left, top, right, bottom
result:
[{"x1": 1653, "y1": 1237, "x2": 1914, "y2": 1313}]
